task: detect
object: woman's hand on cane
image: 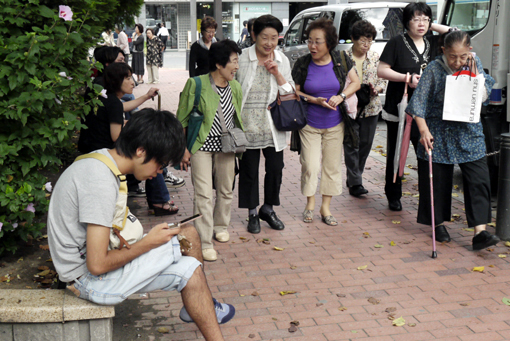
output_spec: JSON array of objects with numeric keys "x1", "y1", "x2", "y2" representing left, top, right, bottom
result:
[{"x1": 420, "y1": 130, "x2": 434, "y2": 151}]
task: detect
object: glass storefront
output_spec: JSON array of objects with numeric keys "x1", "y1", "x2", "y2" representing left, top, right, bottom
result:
[{"x1": 146, "y1": 4, "x2": 178, "y2": 49}]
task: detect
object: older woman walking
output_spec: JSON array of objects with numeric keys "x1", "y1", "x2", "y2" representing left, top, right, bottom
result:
[
  {"x1": 292, "y1": 18, "x2": 360, "y2": 226},
  {"x1": 344, "y1": 20, "x2": 387, "y2": 198},
  {"x1": 406, "y1": 30, "x2": 499, "y2": 250},
  {"x1": 145, "y1": 28, "x2": 165, "y2": 84},
  {"x1": 235, "y1": 15, "x2": 294, "y2": 234},
  {"x1": 177, "y1": 40, "x2": 244, "y2": 261},
  {"x1": 189, "y1": 16, "x2": 217, "y2": 77},
  {"x1": 377, "y1": 2, "x2": 450, "y2": 211}
]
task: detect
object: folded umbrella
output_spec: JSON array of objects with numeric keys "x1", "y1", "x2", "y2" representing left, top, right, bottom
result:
[
  {"x1": 398, "y1": 114, "x2": 413, "y2": 178},
  {"x1": 393, "y1": 73, "x2": 410, "y2": 183}
]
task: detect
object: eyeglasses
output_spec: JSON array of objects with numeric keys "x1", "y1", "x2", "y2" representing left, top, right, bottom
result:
[
  {"x1": 204, "y1": 30, "x2": 216, "y2": 35},
  {"x1": 358, "y1": 39, "x2": 374, "y2": 46},
  {"x1": 306, "y1": 39, "x2": 326, "y2": 47},
  {"x1": 411, "y1": 17, "x2": 431, "y2": 24}
]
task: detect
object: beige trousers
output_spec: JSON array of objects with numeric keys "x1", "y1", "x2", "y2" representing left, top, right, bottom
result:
[
  {"x1": 299, "y1": 122, "x2": 345, "y2": 197},
  {"x1": 147, "y1": 64, "x2": 159, "y2": 83},
  {"x1": 190, "y1": 150, "x2": 236, "y2": 250}
]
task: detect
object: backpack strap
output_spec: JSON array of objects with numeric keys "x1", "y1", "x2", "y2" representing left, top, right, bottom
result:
[
  {"x1": 193, "y1": 76, "x2": 202, "y2": 109},
  {"x1": 74, "y1": 153, "x2": 127, "y2": 195}
]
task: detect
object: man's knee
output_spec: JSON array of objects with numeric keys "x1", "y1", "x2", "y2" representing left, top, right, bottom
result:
[{"x1": 180, "y1": 224, "x2": 201, "y2": 247}]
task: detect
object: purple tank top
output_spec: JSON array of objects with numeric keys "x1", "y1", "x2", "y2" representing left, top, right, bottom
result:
[{"x1": 303, "y1": 61, "x2": 342, "y2": 129}]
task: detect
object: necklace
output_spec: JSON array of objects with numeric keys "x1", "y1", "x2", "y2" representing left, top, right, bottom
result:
[{"x1": 402, "y1": 33, "x2": 430, "y2": 66}]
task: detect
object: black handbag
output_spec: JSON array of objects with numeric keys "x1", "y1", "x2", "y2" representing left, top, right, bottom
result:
[
  {"x1": 356, "y1": 84, "x2": 371, "y2": 117},
  {"x1": 267, "y1": 86, "x2": 307, "y2": 131}
]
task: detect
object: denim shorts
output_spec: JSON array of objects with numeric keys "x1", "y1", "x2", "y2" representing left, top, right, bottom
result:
[{"x1": 73, "y1": 236, "x2": 202, "y2": 305}]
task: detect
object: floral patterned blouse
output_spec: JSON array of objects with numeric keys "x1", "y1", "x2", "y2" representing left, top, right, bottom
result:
[
  {"x1": 406, "y1": 55, "x2": 495, "y2": 164},
  {"x1": 346, "y1": 48, "x2": 387, "y2": 118},
  {"x1": 146, "y1": 37, "x2": 165, "y2": 67}
]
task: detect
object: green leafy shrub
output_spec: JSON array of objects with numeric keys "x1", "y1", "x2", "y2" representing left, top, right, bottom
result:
[{"x1": 0, "y1": 0, "x2": 142, "y2": 255}]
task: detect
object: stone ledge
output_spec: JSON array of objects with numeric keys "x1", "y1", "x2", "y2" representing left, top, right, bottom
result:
[{"x1": 0, "y1": 289, "x2": 114, "y2": 323}]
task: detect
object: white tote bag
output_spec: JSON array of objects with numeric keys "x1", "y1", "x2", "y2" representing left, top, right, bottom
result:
[{"x1": 442, "y1": 70, "x2": 484, "y2": 123}]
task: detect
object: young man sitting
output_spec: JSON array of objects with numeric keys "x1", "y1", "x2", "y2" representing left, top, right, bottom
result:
[{"x1": 47, "y1": 109, "x2": 234, "y2": 340}]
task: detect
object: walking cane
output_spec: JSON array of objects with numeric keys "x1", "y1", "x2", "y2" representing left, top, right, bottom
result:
[{"x1": 429, "y1": 148, "x2": 437, "y2": 259}]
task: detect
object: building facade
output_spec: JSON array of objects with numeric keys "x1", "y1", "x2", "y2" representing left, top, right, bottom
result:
[{"x1": 137, "y1": 1, "x2": 325, "y2": 50}]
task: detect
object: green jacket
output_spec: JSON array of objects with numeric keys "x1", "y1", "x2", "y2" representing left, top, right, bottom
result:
[{"x1": 177, "y1": 74, "x2": 244, "y2": 154}]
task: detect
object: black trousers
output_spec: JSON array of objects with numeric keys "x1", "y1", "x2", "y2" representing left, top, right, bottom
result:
[
  {"x1": 385, "y1": 119, "x2": 420, "y2": 201},
  {"x1": 238, "y1": 147, "x2": 284, "y2": 209},
  {"x1": 417, "y1": 157, "x2": 491, "y2": 227}
]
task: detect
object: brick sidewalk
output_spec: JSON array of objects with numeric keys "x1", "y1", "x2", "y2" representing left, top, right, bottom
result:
[{"x1": 121, "y1": 68, "x2": 510, "y2": 341}]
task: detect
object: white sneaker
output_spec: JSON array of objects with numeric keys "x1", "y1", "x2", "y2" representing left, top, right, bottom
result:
[
  {"x1": 202, "y1": 248, "x2": 217, "y2": 262},
  {"x1": 215, "y1": 231, "x2": 230, "y2": 243},
  {"x1": 164, "y1": 171, "x2": 185, "y2": 188}
]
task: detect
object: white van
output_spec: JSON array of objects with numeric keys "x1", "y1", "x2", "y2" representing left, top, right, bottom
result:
[{"x1": 281, "y1": 2, "x2": 409, "y2": 67}]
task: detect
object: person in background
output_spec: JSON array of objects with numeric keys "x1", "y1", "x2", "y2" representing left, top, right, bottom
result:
[
  {"x1": 101, "y1": 29, "x2": 115, "y2": 46},
  {"x1": 239, "y1": 18, "x2": 256, "y2": 49},
  {"x1": 292, "y1": 18, "x2": 360, "y2": 226},
  {"x1": 131, "y1": 24, "x2": 145, "y2": 84},
  {"x1": 177, "y1": 40, "x2": 243, "y2": 262},
  {"x1": 235, "y1": 15, "x2": 294, "y2": 234},
  {"x1": 158, "y1": 23, "x2": 170, "y2": 52},
  {"x1": 344, "y1": 20, "x2": 387, "y2": 198},
  {"x1": 240, "y1": 21, "x2": 249, "y2": 43},
  {"x1": 406, "y1": 30, "x2": 499, "y2": 250},
  {"x1": 115, "y1": 26, "x2": 130, "y2": 64},
  {"x1": 377, "y1": 2, "x2": 450, "y2": 212},
  {"x1": 189, "y1": 16, "x2": 217, "y2": 77},
  {"x1": 146, "y1": 28, "x2": 165, "y2": 84}
]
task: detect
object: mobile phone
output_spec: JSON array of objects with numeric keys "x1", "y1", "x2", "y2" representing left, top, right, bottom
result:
[{"x1": 167, "y1": 214, "x2": 202, "y2": 228}]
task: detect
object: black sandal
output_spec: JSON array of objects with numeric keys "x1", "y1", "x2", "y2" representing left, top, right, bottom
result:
[{"x1": 149, "y1": 201, "x2": 179, "y2": 216}]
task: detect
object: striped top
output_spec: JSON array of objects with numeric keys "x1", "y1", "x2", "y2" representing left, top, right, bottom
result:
[{"x1": 199, "y1": 84, "x2": 235, "y2": 152}]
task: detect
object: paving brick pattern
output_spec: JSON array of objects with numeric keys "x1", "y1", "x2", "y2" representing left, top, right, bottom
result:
[{"x1": 124, "y1": 68, "x2": 510, "y2": 340}]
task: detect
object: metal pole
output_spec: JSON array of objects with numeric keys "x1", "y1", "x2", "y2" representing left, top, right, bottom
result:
[
  {"x1": 496, "y1": 133, "x2": 510, "y2": 241},
  {"x1": 214, "y1": 0, "x2": 223, "y2": 40}
]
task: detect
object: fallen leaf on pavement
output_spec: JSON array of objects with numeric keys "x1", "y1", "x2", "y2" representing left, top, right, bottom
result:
[
  {"x1": 390, "y1": 241, "x2": 396, "y2": 246},
  {"x1": 336, "y1": 293, "x2": 346, "y2": 297},
  {"x1": 288, "y1": 324, "x2": 298, "y2": 333},
  {"x1": 404, "y1": 172, "x2": 410, "y2": 175},
  {"x1": 375, "y1": 145, "x2": 383, "y2": 148},
  {"x1": 452, "y1": 193, "x2": 459, "y2": 197},
  {"x1": 504, "y1": 241, "x2": 510, "y2": 247},
  {"x1": 402, "y1": 192, "x2": 412, "y2": 196},
  {"x1": 37, "y1": 270, "x2": 50, "y2": 277},
  {"x1": 487, "y1": 248, "x2": 494, "y2": 252},
  {"x1": 249, "y1": 334, "x2": 256, "y2": 338},
  {"x1": 387, "y1": 314, "x2": 396, "y2": 320},
  {"x1": 272, "y1": 317, "x2": 278, "y2": 321},
  {"x1": 463, "y1": 228, "x2": 474, "y2": 232},
  {"x1": 39, "y1": 245, "x2": 49, "y2": 250},
  {"x1": 489, "y1": 265, "x2": 495, "y2": 268},
  {"x1": 280, "y1": 291, "x2": 298, "y2": 296},
  {"x1": 38, "y1": 266, "x2": 49, "y2": 271},
  {"x1": 408, "y1": 323, "x2": 416, "y2": 327},
  {"x1": 392, "y1": 316, "x2": 406, "y2": 327},
  {"x1": 385, "y1": 307, "x2": 397, "y2": 313},
  {"x1": 374, "y1": 244, "x2": 384, "y2": 248},
  {"x1": 502, "y1": 298, "x2": 510, "y2": 306},
  {"x1": 472, "y1": 266, "x2": 485, "y2": 272},
  {"x1": 338, "y1": 306, "x2": 347, "y2": 311},
  {"x1": 290, "y1": 320, "x2": 300, "y2": 326},
  {"x1": 251, "y1": 291, "x2": 259, "y2": 296},
  {"x1": 240, "y1": 237, "x2": 247, "y2": 240},
  {"x1": 412, "y1": 194, "x2": 420, "y2": 198},
  {"x1": 488, "y1": 222, "x2": 496, "y2": 227},
  {"x1": 454, "y1": 185, "x2": 459, "y2": 189},
  {"x1": 316, "y1": 302, "x2": 324, "y2": 307},
  {"x1": 274, "y1": 247, "x2": 284, "y2": 251},
  {"x1": 452, "y1": 214, "x2": 461, "y2": 218},
  {"x1": 363, "y1": 232, "x2": 370, "y2": 238},
  {"x1": 309, "y1": 241, "x2": 315, "y2": 244},
  {"x1": 290, "y1": 265, "x2": 297, "y2": 270},
  {"x1": 367, "y1": 297, "x2": 380, "y2": 305},
  {"x1": 240, "y1": 294, "x2": 245, "y2": 297},
  {"x1": 157, "y1": 327, "x2": 169, "y2": 333},
  {"x1": 17, "y1": 257, "x2": 23, "y2": 263},
  {"x1": 460, "y1": 303, "x2": 470, "y2": 306},
  {"x1": 499, "y1": 254, "x2": 507, "y2": 258},
  {"x1": 392, "y1": 220, "x2": 401, "y2": 224},
  {"x1": 357, "y1": 265, "x2": 368, "y2": 270}
]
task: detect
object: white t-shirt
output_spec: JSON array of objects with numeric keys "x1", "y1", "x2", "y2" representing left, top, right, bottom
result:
[
  {"x1": 158, "y1": 27, "x2": 169, "y2": 37},
  {"x1": 47, "y1": 149, "x2": 121, "y2": 282}
]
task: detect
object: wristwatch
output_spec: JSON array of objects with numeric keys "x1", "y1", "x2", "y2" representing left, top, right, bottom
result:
[{"x1": 340, "y1": 93, "x2": 347, "y2": 100}]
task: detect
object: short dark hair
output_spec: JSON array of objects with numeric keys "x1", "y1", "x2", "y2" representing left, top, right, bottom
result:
[
  {"x1": 115, "y1": 109, "x2": 185, "y2": 167},
  {"x1": 103, "y1": 62, "x2": 132, "y2": 94},
  {"x1": 305, "y1": 18, "x2": 338, "y2": 52},
  {"x1": 135, "y1": 23, "x2": 144, "y2": 34},
  {"x1": 248, "y1": 18, "x2": 257, "y2": 35},
  {"x1": 146, "y1": 28, "x2": 155, "y2": 36},
  {"x1": 440, "y1": 29, "x2": 471, "y2": 52},
  {"x1": 209, "y1": 39, "x2": 242, "y2": 72},
  {"x1": 201, "y1": 16, "x2": 217, "y2": 32},
  {"x1": 253, "y1": 15, "x2": 283, "y2": 37},
  {"x1": 243, "y1": 20, "x2": 248, "y2": 26},
  {"x1": 94, "y1": 46, "x2": 124, "y2": 75},
  {"x1": 350, "y1": 20, "x2": 377, "y2": 41},
  {"x1": 403, "y1": 2, "x2": 433, "y2": 31}
]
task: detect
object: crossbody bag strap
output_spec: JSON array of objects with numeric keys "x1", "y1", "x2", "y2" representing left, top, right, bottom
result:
[
  {"x1": 209, "y1": 74, "x2": 228, "y2": 134},
  {"x1": 74, "y1": 153, "x2": 127, "y2": 194},
  {"x1": 193, "y1": 76, "x2": 202, "y2": 108}
]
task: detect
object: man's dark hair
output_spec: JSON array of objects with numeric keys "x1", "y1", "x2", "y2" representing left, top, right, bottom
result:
[
  {"x1": 253, "y1": 15, "x2": 283, "y2": 37},
  {"x1": 243, "y1": 20, "x2": 248, "y2": 26},
  {"x1": 135, "y1": 23, "x2": 144, "y2": 34},
  {"x1": 403, "y1": 2, "x2": 433, "y2": 31},
  {"x1": 209, "y1": 40, "x2": 242, "y2": 71},
  {"x1": 94, "y1": 46, "x2": 124, "y2": 76},
  {"x1": 103, "y1": 62, "x2": 132, "y2": 94},
  {"x1": 350, "y1": 20, "x2": 377, "y2": 41},
  {"x1": 305, "y1": 18, "x2": 338, "y2": 52},
  {"x1": 247, "y1": 18, "x2": 256, "y2": 35},
  {"x1": 115, "y1": 109, "x2": 185, "y2": 167},
  {"x1": 201, "y1": 16, "x2": 218, "y2": 32}
]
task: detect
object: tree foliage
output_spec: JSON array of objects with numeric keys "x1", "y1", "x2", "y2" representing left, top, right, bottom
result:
[{"x1": 0, "y1": 0, "x2": 142, "y2": 255}]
